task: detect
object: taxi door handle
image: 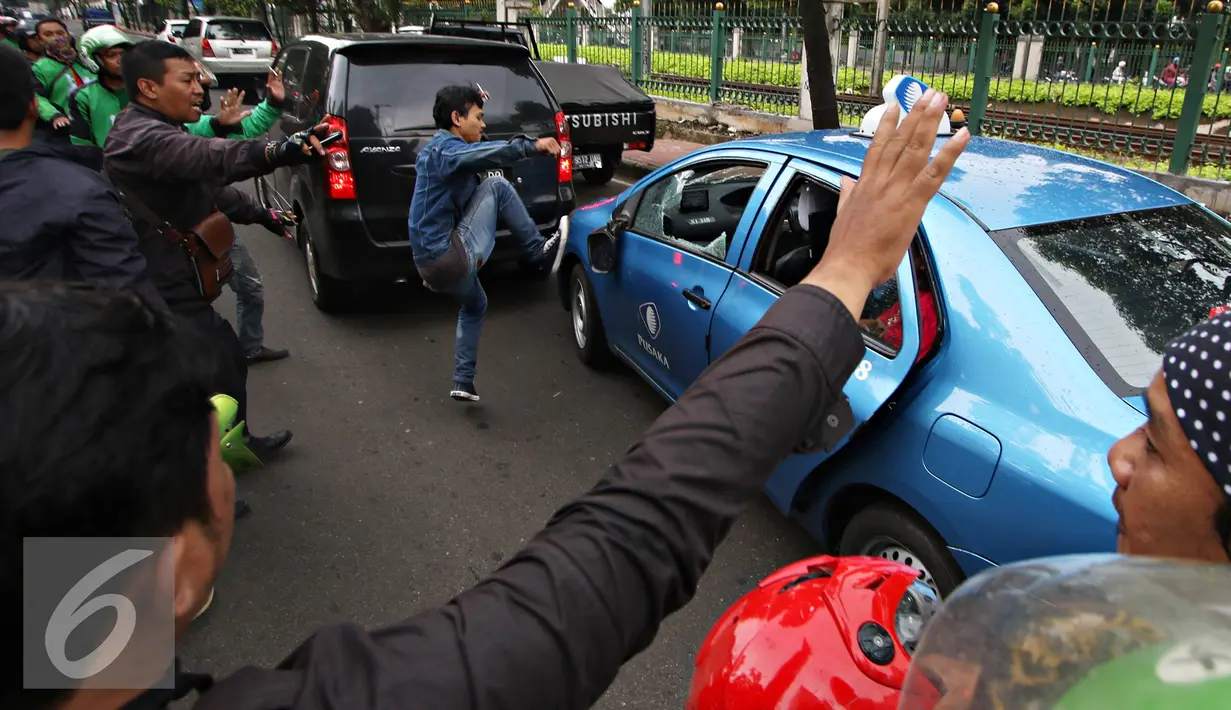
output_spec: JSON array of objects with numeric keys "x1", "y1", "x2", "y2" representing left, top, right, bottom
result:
[{"x1": 682, "y1": 289, "x2": 711, "y2": 310}]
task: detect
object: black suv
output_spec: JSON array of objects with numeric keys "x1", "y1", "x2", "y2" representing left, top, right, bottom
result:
[{"x1": 255, "y1": 33, "x2": 578, "y2": 311}]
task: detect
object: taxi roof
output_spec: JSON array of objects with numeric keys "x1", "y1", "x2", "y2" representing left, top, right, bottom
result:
[{"x1": 718, "y1": 131, "x2": 1191, "y2": 232}]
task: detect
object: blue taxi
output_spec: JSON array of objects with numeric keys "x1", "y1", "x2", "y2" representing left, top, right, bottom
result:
[{"x1": 554, "y1": 88, "x2": 1231, "y2": 595}]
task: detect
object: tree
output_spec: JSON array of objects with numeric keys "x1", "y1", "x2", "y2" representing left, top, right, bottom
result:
[{"x1": 800, "y1": 0, "x2": 840, "y2": 128}]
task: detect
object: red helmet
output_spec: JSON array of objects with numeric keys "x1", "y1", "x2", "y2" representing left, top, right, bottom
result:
[{"x1": 687, "y1": 555, "x2": 939, "y2": 710}]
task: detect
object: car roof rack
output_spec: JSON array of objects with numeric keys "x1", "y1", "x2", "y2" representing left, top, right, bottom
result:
[{"x1": 425, "y1": 14, "x2": 541, "y2": 59}]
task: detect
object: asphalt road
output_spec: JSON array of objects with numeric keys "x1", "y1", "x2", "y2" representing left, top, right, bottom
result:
[{"x1": 176, "y1": 173, "x2": 819, "y2": 707}]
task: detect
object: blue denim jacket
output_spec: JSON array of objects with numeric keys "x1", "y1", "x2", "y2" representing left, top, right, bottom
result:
[{"x1": 407, "y1": 130, "x2": 536, "y2": 265}]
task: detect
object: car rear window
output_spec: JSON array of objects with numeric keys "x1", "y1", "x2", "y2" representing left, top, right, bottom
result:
[
  {"x1": 205, "y1": 20, "x2": 271, "y2": 41},
  {"x1": 994, "y1": 204, "x2": 1231, "y2": 394},
  {"x1": 343, "y1": 50, "x2": 554, "y2": 138}
]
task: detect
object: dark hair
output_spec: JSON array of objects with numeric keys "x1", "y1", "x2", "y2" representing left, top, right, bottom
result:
[
  {"x1": 0, "y1": 283, "x2": 217, "y2": 710},
  {"x1": 433, "y1": 84, "x2": 484, "y2": 130},
  {"x1": 121, "y1": 39, "x2": 194, "y2": 99},
  {"x1": 33, "y1": 16, "x2": 68, "y2": 38},
  {"x1": 0, "y1": 44, "x2": 33, "y2": 131}
]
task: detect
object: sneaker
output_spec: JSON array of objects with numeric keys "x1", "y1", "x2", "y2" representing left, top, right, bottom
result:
[
  {"x1": 450, "y1": 381, "x2": 480, "y2": 402},
  {"x1": 192, "y1": 586, "x2": 215, "y2": 622},
  {"x1": 522, "y1": 231, "x2": 560, "y2": 272},
  {"x1": 246, "y1": 430, "x2": 293, "y2": 461},
  {"x1": 246, "y1": 346, "x2": 290, "y2": 364}
]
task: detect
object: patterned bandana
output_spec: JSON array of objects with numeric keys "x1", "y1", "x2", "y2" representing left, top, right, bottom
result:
[
  {"x1": 1163, "y1": 312, "x2": 1231, "y2": 499},
  {"x1": 46, "y1": 35, "x2": 75, "y2": 63}
]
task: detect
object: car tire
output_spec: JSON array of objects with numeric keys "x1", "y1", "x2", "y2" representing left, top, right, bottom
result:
[
  {"x1": 838, "y1": 501, "x2": 965, "y2": 597},
  {"x1": 570, "y1": 263, "x2": 610, "y2": 367},
  {"x1": 581, "y1": 158, "x2": 618, "y2": 186},
  {"x1": 300, "y1": 219, "x2": 351, "y2": 313}
]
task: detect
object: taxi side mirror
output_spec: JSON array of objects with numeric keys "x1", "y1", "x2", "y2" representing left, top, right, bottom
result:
[{"x1": 588, "y1": 212, "x2": 631, "y2": 275}]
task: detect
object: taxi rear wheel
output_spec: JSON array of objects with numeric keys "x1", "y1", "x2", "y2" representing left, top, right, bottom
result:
[
  {"x1": 571, "y1": 263, "x2": 609, "y2": 367},
  {"x1": 838, "y1": 502, "x2": 965, "y2": 598}
]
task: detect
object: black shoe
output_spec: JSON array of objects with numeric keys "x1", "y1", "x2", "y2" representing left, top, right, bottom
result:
[
  {"x1": 234, "y1": 499, "x2": 252, "y2": 520},
  {"x1": 246, "y1": 430, "x2": 293, "y2": 460},
  {"x1": 246, "y1": 346, "x2": 289, "y2": 364},
  {"x1": 450, "y1": 381, "x2": 480, "y2": 402}
]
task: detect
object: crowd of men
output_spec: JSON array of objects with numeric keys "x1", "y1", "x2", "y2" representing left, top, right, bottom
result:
[
  {"x1": 5, "y1": 14, "x2": 1231, "y2": 710},
  {"x1": 0, "y1": 22, "x2": 332, "y2": 522}
]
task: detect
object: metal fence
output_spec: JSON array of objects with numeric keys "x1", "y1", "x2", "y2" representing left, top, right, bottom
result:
[{"x1": 521, "y1": 0, "x2": 1231, "y2": 178}]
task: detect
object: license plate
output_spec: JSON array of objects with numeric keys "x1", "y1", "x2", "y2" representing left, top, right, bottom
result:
[
  {"x1": 231, "y1": 48, "x2": 253, "y2": 55},
  {"x1": 574, "y1": 154, "x2": 603, "y2": 170},
  {"x1": 483, "y1": 169, "x2": 504, "y2": 180}
]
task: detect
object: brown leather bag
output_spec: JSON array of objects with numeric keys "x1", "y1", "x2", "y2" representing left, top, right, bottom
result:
[{"x1": 119, "y1": 191, "x2": 236, "y2": 302}]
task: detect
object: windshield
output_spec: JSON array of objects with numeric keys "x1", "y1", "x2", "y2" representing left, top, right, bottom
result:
[
  {"x1": 993, "y1": 205, "x2": 1231, "y2": 395},
  {"x1": 204, "y1": 20, "x2": 271, "y2": 41},
  {"x1": 343, "y1": 51, "x2": 554, "y2": 138},
  {"x1": 899, "y1": 554, "x2": 1231, "y2": 710}
]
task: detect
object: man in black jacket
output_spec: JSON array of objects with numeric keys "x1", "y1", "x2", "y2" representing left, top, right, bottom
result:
[
  {"x1": 0, "y1": 45, "x2": 165, "y2": 311},
  {"x1": 103, "y1": 40, "x2": 328, "y2": 462},
  {"x1": 0, "y1": 91, "x2": 968, "y2": 709}
]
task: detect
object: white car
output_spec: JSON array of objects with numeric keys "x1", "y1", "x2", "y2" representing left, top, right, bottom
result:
[
  {"x1": 155, "y1": 19, "x2": 189, "y2": 45},
  {"x1": 181, "y1": 15, "x2": 278, "y2": 93}
]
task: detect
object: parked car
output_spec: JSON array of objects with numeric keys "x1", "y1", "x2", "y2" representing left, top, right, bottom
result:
[
  {"x1": 556, "y1": 101, "x2": 1231, "y2": 596},
  {"x1": 254, "y1": 33, "x2": 577, "y2": 312},
  {"x1": 421, "y1": 18, "x2": 656, "y2": 186},
  {"x1": 81, "y1": 7, "x2": 114, "y2": 29},
  {"x1": 181, "y1": 16, "x2": 277, "y2": 97},
  {"x1": 155, "y1": 18, "x2": 189, "y2": 45}
]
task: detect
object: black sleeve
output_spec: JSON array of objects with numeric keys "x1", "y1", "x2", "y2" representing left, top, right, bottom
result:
[
  {"x1": 212, "y1": 184, "x2": 267, "y2": 225},
  {"x1": 261, "y1": 285, "x2": 865, "y2": 710},
  {"x1": 71, "y1": 180, "x2": 171, "y2": 314}
]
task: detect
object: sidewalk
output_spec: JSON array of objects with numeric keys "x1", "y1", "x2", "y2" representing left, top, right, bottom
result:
[{"x1": 621, "y1": 138, "x2": 705, "y2": 178}]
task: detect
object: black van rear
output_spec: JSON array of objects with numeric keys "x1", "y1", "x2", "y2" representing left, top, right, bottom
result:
[{"x1": 257, "y1": 34, "x2": 576, "y2": 311}]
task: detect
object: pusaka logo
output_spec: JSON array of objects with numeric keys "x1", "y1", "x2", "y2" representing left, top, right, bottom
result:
[
  {"x1": 639, "y1": 302, "x2": 661, "y2": 340},
  {"x1": 360, "y1": 145, "x2": 401, "y2": 153},
  {"x1": 637, "y1": 302, "x2": 669, "y2": 369}
]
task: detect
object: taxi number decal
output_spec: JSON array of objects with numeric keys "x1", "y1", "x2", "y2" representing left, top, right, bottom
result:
[{"x1": 854, "y1": 360, "x2": 873, "y2": 381}]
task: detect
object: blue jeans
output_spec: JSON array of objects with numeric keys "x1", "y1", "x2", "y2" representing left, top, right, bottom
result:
[
  {"x1": 227, "y1": 236, "x2": 264, "y2": 357},
  {"x1": 449, "y1": 176, "x2": 544, "y2": 385}
]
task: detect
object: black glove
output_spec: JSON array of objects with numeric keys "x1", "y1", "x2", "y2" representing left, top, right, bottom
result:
[
  {"x1": 258, "y1": 209, "x2": 297, "y2": 237},
  {"x1": 265, "y1": 128, "x2": 326, "y2": 167}
]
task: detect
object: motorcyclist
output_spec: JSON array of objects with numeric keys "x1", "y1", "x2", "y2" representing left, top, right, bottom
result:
[
  {"x1": 0, "y1": 15, "x2": 17, "y2": 50},
  {"x1": 69, "y1": 26, "x2": 287, "y2": 149},
  {"x1": 30, "y1": 17, "x2": 94, "y2": 115}
]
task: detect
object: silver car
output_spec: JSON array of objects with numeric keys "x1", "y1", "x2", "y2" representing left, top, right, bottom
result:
[{"x1": 182, "y1": 16, "x2": 277, "y2": 82}]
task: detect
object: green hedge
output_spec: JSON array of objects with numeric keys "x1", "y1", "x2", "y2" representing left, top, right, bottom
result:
[{"x1": 540, "y1": 43, "x2": 1231, "y2": 120}]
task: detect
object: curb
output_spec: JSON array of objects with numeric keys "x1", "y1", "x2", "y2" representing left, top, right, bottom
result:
[{"x1": 619, "y1": 155, "x2": 658, "y2": 180}]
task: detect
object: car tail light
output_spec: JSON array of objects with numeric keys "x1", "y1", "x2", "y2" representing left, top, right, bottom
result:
[
  {"x1": 626, "y1": 141, "x2": 647, "y2": 151},
  {"x1": 323, "y1": 114, "x2": 355, "y2": 200},
  {"x1": 270, "y1": 39, "x2": 279, "y2": 55},
  {"x1": 202, "y1": 38, "x2": 214, "y2": 57},
  {"x1": 555, "y1": 110, "x2": 572, "y2": 184}
]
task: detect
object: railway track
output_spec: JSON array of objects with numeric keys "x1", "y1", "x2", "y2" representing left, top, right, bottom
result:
[{"x1": 648, "y1": 72, "x2": 1231, "y2": 164}]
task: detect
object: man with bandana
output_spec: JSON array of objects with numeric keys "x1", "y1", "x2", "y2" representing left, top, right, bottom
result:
[
  {"x1": 1109, "y1": 312, "x2": 1231, "y2": 563},
  {"x1": 30, "y1": 17, "x2": 91, "y2": 132}
]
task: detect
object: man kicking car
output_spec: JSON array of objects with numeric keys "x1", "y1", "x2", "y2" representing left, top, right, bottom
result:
[{"x1": 408, "y1": 84, "x2": 561, "y2": 403}]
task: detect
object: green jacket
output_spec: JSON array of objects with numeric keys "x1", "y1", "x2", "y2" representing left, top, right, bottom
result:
[
  {"x1": 68, "y1": 79, "x2": 284, "y2": 148},
  {"x1": 32, "y1": 56, "x2": 96, "y2": 113},
  {"x1": 2, "y1": 35, "x2": 19, "y2": 51}
]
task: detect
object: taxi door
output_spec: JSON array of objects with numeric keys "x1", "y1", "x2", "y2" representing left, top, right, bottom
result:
[
  {"x1": 708, "y1": 159, "x2": 923, "y2": 512},
  {"x1": 609, "y1": 149, "x2": 786, "y2": 397}
]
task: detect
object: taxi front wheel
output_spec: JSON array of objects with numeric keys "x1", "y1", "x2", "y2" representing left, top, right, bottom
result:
[
  {"x1": 571, "y1": 263, "x2": 610, "y2": 367},
  {"x1": 838, "y1": 501, "x2": 965, "y2": 598}
]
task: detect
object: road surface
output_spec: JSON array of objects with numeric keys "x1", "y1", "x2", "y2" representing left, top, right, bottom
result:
[{"x1": 176, "y1": 175, "x2": 818, "y2": 708}]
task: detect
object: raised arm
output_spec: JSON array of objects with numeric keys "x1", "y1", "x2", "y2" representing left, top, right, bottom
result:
[{"x1": 438, "y1": 137, "x2": 536, "y2": 177}]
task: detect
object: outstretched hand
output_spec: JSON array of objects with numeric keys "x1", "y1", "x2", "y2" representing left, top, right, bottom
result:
[
  {"x1": 217, "y1": 89, "x2": 251, "y2": 126},
  {"x1": 803, "y1": 89, "x2": 969, "y2": 319},
  {"x1": 265, "y1": 67, "x2": 285, "y2": 105}
]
